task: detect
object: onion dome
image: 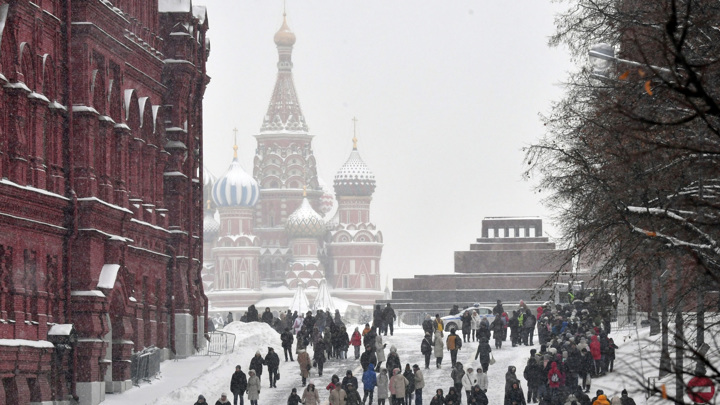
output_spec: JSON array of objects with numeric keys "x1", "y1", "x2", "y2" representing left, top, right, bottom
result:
[
  {"x1": 333, "y1": 136, "x2": 376, "y2": 196},
  {"x1": 274, "y1": 14, "x2": 296, "y2": 47},
  {"x1": 286, "y1": 191, "x2": 326, "y2": 238},
  {"x1": 203, "y1": 165, "x2": 217, "y2": 209},
  {"x1": 203, "y1": 208, "x2": 220, "y2": 236},
  {"x1": 212, "y1": 145, "x2": 260, "y2": 207}
]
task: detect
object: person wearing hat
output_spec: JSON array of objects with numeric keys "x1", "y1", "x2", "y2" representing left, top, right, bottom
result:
[
  {"x1": 329, "y1": 381, "x2": 347, "y2": 405},
  {"x1": 446, "y1": 330, "x2": 462, "y2": 368},
  {"x1": 342, "y1": 369, "x2": 359, "y2": 392},
  {"x1": 250, "y1": 351, "x2": 264, "y2": 380},
  {"x1": 347, "y1": 383, "x2": 363, "y2": 405},
  {"x1": 288, "y1": 388, "x2": 303, "y2": 405},
  {"x1": 247, "y1": 370, "x2": 260, "y2": 405},
  {"x1": 216, "y1": 393, "x2": 231, "y2": 405},
  {"x1": 412, "y1": 365, "x2": 424, "y2": 405},
  {"x1": 303, "y1": 381, "x2": 320, "y2": 405},
  {"x1": 461, "y1": 366, "x2": 476, "y2": 405},
  {"x1": 620, "y1": 389, "x2": 635, "y2": 405},
  {"x1": 230, "y1": 365, "x2": 247, "y2": 405},
  {"x1": 195, "y1": 394, "x2": 207, "y2": 405}
]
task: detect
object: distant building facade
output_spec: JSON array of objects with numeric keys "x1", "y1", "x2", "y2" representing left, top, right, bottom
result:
[
  {"x1": 382, "y1": 217, "x2": 573, "y2": 317},
  {"x1": 0, "y1": 1, "x2": 210, "y2": 404},
  {"x1": 202, "y1": 15, "x2": 384, "y2": 313}
]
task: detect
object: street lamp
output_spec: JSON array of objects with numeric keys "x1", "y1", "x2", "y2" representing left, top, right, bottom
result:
[{"x1": 588, "y1": 42, "x2": 672, "y2": 78}]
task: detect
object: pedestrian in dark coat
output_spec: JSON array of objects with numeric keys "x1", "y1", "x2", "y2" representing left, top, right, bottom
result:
[
  {"x1": 421, "y1": 333, "x2": 433, "y2": 369},
  {"x1": 445, "y1": 387, "x2": 460, "y2": 405},
  {"x1": 247, "y1": 305, "x2": 259, "y2": 322},
  {"x1": 231, "y1": 365, "x2": 248, "y2": 405},
  {"x1": 360, "y1": 345, "x2": 378, "y2": 372},
  {"x1": 196, "y1": 394, "x2": 208, "y2": 405},
  {"x1": 404, "y1": 364, "x2": 416, "y2": 405},
  {"x1": 469, "y1": 386, "x2": 488, "y2": 405},
  {"x1": 383, "y1": 304, "x2": 397, "y2": 336},
  {"x1": 342, "y1": 370, "x2": 359, "y2": 392},
  {"x1": 523, "y1": 357, "x2": 542, "y2": 404},
  {"x1": 505, "y1": 366, "x2": 518, "y2": 394},
  {"x1": 450, "y1": 362, "x2": 465, "y2": 404},
  {"x1": 288, "y1": 388, "x2": 303, "y2": 405},
  {"x1": 422, "y1": 315, "x2": 434, "y2": 336},
  {"x1": 249, "y1": 351, "x2": 264, "y2": 379},
  {"x1": 314, "y1": 339, "x2": 327, "y2": 377},
  {"x1": 386, "y1": 345, "x2": 402, "y2": 374},
  {"x1": 262, "y1": 307, "x2": 274, "y2": 324},
  {"x1": 265, "y1": 347, "x2": 280, "y2": 388},
  {"x1": 461, "y1": 312, "x2": 472, "y2": 342},
  {"x1": 474, "y1": 338, "x2": 492, "y2": 373},
  {"x1": 281, "y1": 327, "x2": 295, "y2": 361},
  {"x1": 504, "y1": 381, "x2": 526, "y2": 405},
  {"x1": 430, "y1": 390, "x2": 445, "y2": 405},
  {"x1": 346, "y1": 384, "x2": 363, "y2": 405},
  {"x1": 619, "y1": 390, "x2": 636, "y2": 405},
  {"x1": 491, "y1": 317, "x2": 504, "y2": 349}
]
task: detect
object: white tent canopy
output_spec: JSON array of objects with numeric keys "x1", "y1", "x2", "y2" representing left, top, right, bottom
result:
[
  {"x1": 312, "y1": 279, "x2": 336, "y2": 313},
  {"x1": 289, "y1": 283, "x2": 310, "y2": 314}
]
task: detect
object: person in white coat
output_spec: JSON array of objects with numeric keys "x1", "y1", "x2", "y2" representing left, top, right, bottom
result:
[
  {"x1": 475, "y1": 368, "x2": 488, "y2": 393},
  {"x1": 461, "y1": 367, "x2": 477, "y2": 405},
  {"x1": 377, "y1": 368, "x2": 390, "y2": 405},
  {"x1": 471, "y1": 312, "x2": 482, "y2": 342},
  {"x1": 247, "y1": 370, "x2": 261, "y2": 405},
  {"x1": 376, "y1": 333, "x2": 387, "y2": 371}
]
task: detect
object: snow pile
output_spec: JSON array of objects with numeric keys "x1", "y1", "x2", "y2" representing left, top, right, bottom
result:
[{"x1": 151, "y1": 322, "x2": 282, "y2": 405}]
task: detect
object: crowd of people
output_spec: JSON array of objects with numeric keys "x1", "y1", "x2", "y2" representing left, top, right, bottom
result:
[{"x1": 194, "y1": 300, "x2": 634, "y2": 405}]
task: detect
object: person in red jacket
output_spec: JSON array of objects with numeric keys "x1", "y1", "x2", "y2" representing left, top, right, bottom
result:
[
  {"x1": 351, "y1": 327, "x2": 363, "y2": 360},
  {"x1": 589, "y1": 335, "x2": 602, "y2": 376},
  {"x1": 547, "y1": 361, "x2": 563, "y2": 399}
]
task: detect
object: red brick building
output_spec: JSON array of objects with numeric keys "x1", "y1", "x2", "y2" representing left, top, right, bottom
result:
[{"x1": 0, "y1": 1, "x2": 210, "y2": 403}]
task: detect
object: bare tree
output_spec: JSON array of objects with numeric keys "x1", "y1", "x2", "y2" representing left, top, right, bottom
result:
[{"x1": 526, "y1": 0, "x2": 720, "y2": 402}]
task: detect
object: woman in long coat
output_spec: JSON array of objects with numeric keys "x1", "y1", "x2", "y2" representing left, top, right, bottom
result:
[
  {"x1": 433, "y1": 330, "x2": 445, "y2": 368},
  {"x1": 375, "y1": 332, "x2": 387, "y2": 370},
  {"x1": 377, "y1": 368, "x2": 390, "y2": 405},
  {"x1": 298, "y1": 349, "x2": 311, "y2": 386},
  {"x1": 303, "y1": 382, "x2": 321, "y2": 405},
  {"x1": 247, "y1": 370, "x2": 261, "y2": 405}
]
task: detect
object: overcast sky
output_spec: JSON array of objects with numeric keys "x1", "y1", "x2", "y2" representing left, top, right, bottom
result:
[{"x1": 201, "y1": 1, "x2": 574, "y2": 288}]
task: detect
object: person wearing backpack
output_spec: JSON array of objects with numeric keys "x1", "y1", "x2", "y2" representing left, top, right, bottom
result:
[
  {"x1": 547, "y1": 362, "x2": 563, "y2": 399},
  {"x1": 446, "y1": 329, "x2": 462, "y2": 368}
]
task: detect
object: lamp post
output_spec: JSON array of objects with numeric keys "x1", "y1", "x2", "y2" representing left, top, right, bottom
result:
[{"x1": 588, "y1": 43, "x2": 672, "y2": 78}]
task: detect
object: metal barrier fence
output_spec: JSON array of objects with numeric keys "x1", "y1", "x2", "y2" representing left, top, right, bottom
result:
[
  {"x1": 200, "y1": 331, "x2": 236, "y2": 356},
  {"x1": 130, "y1": 346, "x2": 162, "y2": 386}
]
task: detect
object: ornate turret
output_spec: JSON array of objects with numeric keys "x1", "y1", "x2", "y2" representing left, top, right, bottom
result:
[
  {"x1": 286, "y1": 188, "x2": 326, "y2": 238},
  {"x1": 333, "y1": 135, "x2": 376, "y2": 197},
  {"x1": 261, "y1": 12, "x2": 307, "y2": 133}
]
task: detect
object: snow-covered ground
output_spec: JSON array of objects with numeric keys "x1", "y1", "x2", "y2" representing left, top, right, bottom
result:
[{"x1": 101, "y1": 322, "x2": 682, "y2": 405}]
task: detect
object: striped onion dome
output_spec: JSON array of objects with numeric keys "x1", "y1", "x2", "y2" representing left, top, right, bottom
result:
[
  {"x1": 334, "y1": 144, "x2": 376, "y2": 197},
  {"x1": 212, "y1": 150, "x2": 259, "y2": 207},
  {"x1": 286, "y1": 197, "x2": 326, "y2": 237}
]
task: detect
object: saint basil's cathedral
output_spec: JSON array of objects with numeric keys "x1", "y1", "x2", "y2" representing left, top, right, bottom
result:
[{"x1": 202, "y1": 14, "x2": 384, "y2": 314}]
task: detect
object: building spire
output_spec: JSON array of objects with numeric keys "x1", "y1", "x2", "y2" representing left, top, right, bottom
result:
[
  {"x1": 262, "y1": 11, "x2": 307, "y2": 133},
  {"x1": 233, "y1": 127, "x2": 239, "y2": 158},
  {"x1": 352, "y1": 117, "x2": 358, "y2": 150}
]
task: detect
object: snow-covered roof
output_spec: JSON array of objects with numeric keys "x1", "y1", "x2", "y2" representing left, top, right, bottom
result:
[
  {"x1": 158, "y1": 0, "x2": 192, "y2": 13},
  {"x1": 48, "y1": 324, "x2": 74, "y2": 336},
  {"x1": 0, "y1": 339, "x2": 54, "y2": 349}
]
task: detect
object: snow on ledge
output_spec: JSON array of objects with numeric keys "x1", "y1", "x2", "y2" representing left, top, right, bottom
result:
[
  {"x1": 0, "y1": 339, "x2": 55, "y2": 349},
  {"x1": 98, "y1": 264, "x2": 121, "y2": 289},
  {"x1": 71, "y1": 290, "x2": 106, "y2": 298},
  {"x1": 48, "y1": 324, "x2": 74, "y2": 336},
  {"x1": 77, "y1": 197, "x2": 133, "y2": 214}
]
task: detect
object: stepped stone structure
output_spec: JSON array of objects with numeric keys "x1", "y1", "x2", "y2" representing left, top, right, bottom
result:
[{"x1": 381, "y1": 217, "x2": 572, "y2": 317}]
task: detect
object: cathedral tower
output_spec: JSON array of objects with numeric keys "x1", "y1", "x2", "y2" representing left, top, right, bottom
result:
[{"x1": 253, "y1": 13, "x2": 323, "y2": 284}]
